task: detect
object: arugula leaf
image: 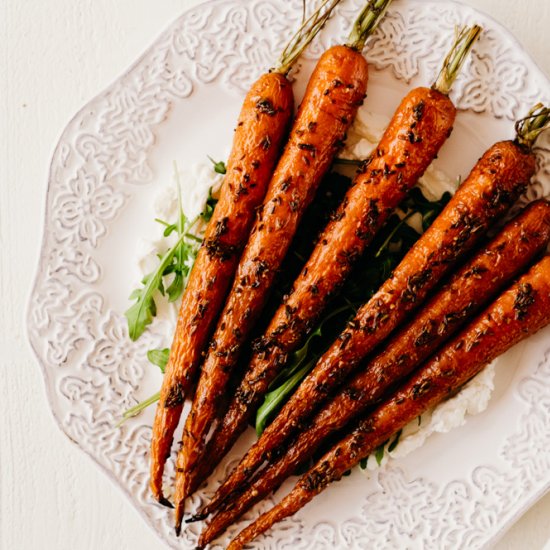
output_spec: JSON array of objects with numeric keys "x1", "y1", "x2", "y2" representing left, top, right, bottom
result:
[
  {"x1": 333, "y1": 157, "x2": 364, "y2": 167},
  {"x1": 116, "y1": 349, "x2": 168, "y2": 426},
  {"x1": 126, "y1": 163, "x2": 216, "y2": 339},
  {"x1": 121, "y1": 163, "x2": 222, "y2": 422},
  {"x1": 365, "y1": 430, "x2": 403, "y2": 466},
  {"x1": 375, "y1": 438, "x2": 389, "y2": 466},
  {"x1": 402, "y1": 188, "x2": 452, "y2": 230},
  {"x1": 208, "y1": 156, "x2": 227, "y2": 175},
  {"x1": 116, "y1": 391, "x2": 161, "y2": 427},
  {"x1": 200, "y1": 187, "x2": 218, "y2": 223},
  {"x1": 125, "y1": 234, "x2": 185, "y2": 341},
  {"x1": 255, "y1": 359, "x2": 314, "y2": 437},
  {"x1": 387, "y1": 429, "x2": 403, "y2": 453},
  {"x1": 147, "y1": 348, "x2": 170, "y2": 373},
  {"x1": 255, "y1": 304, "x2": 351, "y2": 435}
]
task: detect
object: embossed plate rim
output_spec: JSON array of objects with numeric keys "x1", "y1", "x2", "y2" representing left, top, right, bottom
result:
[{"x1": 26, "y1": 0, "x2": 550, "y2": 548}]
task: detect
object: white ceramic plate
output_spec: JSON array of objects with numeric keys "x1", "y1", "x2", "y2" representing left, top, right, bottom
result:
[{"x1": 27, "y1": 0, "x2": 550, "y2": 548}]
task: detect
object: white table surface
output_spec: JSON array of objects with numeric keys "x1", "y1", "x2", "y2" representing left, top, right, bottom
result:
[{"x1": 2, "y1": 1, "x2": 550, "y2": 549}]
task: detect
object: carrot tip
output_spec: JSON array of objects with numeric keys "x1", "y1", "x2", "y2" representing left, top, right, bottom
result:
[
  {"x1": 158, "y1": 496, "x2": 174, "y2": 509},
  {"x1": 186, "y1": 512, "x2": 207, "y2": 524},
  {"x1": 175, "y1": 503, "x2": 185, "y2": 536}
]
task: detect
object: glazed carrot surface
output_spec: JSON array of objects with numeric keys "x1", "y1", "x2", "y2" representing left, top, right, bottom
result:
[
  {"x1": 200, "y1": 86, "x2": 456, "y2": 493},
  {"x1": 228, "y1": 255, "x2": 550, "y2": 549},
  {"x1": 149, "y1": 71, "x2": 294, "y2": 504},
  {"x1": 198, "y1": 199, "x2": 550, "y2": 544},
  {"x1": 201, "y1": 137, "x2": 534, "y2": 515},
  {"x1": 196, "y1": 24, "x2": 483, "y2": 504},
  {"x1": 176, "y1": 44, "x2": 369, "y2": 508}
]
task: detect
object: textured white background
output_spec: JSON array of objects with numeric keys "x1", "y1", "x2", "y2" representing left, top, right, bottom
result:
[{"x1": 2, "y1": 1, "x2": 550, "y2": 549}]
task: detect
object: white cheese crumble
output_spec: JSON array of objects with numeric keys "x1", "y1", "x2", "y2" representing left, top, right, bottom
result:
[{"x1": 364, "y1": 362, "x2": 496, "y2": 471}]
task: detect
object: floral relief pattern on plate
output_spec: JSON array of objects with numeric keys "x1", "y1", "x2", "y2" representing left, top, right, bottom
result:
[{"x1": 27, "y1": 1, "x2": 550, "y2": 548}]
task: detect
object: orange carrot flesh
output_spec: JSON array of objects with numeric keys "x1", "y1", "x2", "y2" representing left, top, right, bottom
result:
[
  {"x1": 195, "y1": 86, "x2": 456, "y2": 498},
  {"x1": 197, "y1": 199, "x2": 550, "y2": 543},
  {"x1": 149, "y1": 71, "x2": 293, "y2": 503},
  {"x1": 227, "y1": 255, "x2": 550, "y2": 549},
  {"x1": 202, "y1": 138, "x2": 535, "y2": 512},
  {"x1": 174, "y1": 45, "x2": 369, "y2": 513}
]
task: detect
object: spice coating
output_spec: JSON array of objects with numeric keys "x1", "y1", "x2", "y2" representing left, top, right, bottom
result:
[
  {"x1": 197, "y1": 200, "x2": 550, "y2": 543},
  {"x1": 175, "y1": 45, "x2": 369, "y2": 502},
  {"x1": 205, "y1": 138, "x2": 535, "y2": 513},
  {"x1": 149, "y1": 71, "x2": 293, "y2": 503},
  {"x1": 227, "y1": 255, "x2": 550, "y2": 550},
  {"x1": 205, "y1": 88, "x2": 456, "y2": 479}
]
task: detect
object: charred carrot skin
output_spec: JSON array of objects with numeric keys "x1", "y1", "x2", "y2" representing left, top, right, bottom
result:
[
  {"x1": 175, "y1": 45, "x2": 369, "y2": 503},
  {"x1": 227, "y1": 255, "x2": 550, "y2": 550},
  {"x1": 199, "y1": 87, "x2": 456, "y2": 475},
  {"x1": 149, "y1": 72, "x2": 294, "y2": 503},
  {"x1": 197, "y1": 199, "x2": 550, "y2": 541},
  {"x1": 202, "y1": 139, "x2": 535, "y2": 509}
]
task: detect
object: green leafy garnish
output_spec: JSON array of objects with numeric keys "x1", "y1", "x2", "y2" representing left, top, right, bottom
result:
[
  {"x1": 122, "y1": 161, "x2": 450, "y2": 432},
  {"x1": 147, "y1": 348, "x2": 170, "y2": 373},
  {"x1": 333, "y1": 157, "x2": 364, "y2": 167},
  {"x1": 375, "y1": 439, "x2": 389, "y2": 466},
  {"x1": 255, "y1": 306, "x2": 348, "y2": 435},
  {"x1": 200, "y1": 187, "x2": 218, "y2": 223},
  {"x1": 370, "y1": 429, "x2": 403, "y2": 466},
  {"x1": 124, "y1": 163, "x2": 212, "y2": 340},
  {"x1": 125, "y1": 234, "x2": 186, "y2": 341},
  {"x1": 387, "y1": 429, "x2": 402, "y2": 453},
  {"x1": 255, "y1": 358, "x2": 314, "y2": 437},
  {"x1": 117, "y1": 349, "x2": 170, "y2": 427},
  {"x1": 120, "y1": 162, "x2": 220, "y2": 423},
  {"x1": 208, "y1": 156, "x2": 227, "y2": 175},
  {"x1": 116, "y1": 391, "x2": 161, "y2": 427},
  {"x1": 402, "y1": 188, "x2": 452, "y2": 231}
]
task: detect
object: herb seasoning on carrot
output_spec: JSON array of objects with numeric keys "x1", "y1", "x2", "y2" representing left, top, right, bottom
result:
[
  {"x1": 227, "y1": 255, "x2": 550, "y2": 549},
  {"x1": 174, "y1": 1, "x2": 396, "y2": 524},
  {"x1": 198, "y1": 24, "x2": 482, "y2": 516},
  {"x1": 148, "y1": 1, "x2": 342, "y2": 508},
  {"x1": 199, "y1": 197, "x2": 550, "y2": 546}
]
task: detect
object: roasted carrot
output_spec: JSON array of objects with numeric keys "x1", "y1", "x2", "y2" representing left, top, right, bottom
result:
[
  {"x1": 148, "y1": 0, "x2": 345, "y2": 505},
  {"x1": 197, "y1": 198, "x2": 550, "y2": 544},
  {"x1": 201, "y1": 105, "x2": 542, "y2": 516},
  {"x1": 195, "y1": 25, "x2": 481, "y2": 494},
  {"x1": 173, "y1": 0, "x2": 393, "y2": 521},
  {"x1": 227, "y1": 255, "x2": 550, "y2": 549}
]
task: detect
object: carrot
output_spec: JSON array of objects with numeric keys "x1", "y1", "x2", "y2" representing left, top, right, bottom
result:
[
  {"x1": 148, "y1": 0, "x2": 344, "y2": 505},
  {"x1": 196, "y1": 25, "x2": 482, "y2": 495},
  {"x1": 197, "y1": 198, "x2": 550, "y2": 545},
  {"x1": 201, "y1": 104, "x2": 542, "y2": 516},
  {"x1": 173, "y1": 1, "x2": 393, "y2": 523},
  {"x1": 227, "y1": 254, "x2": 550, "y2": 549}
]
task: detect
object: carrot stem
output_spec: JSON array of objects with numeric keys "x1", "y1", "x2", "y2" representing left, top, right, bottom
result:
[
  {"x1": 346, "y1": 0, "x2": 394, "y2": 51},
  {"x1": 432, "y1": 25, "x2": 482, "y2": 95},
  {"x1": 116, "y1": 392, "x2": 160, "y2": 427},
  {"x1": 515, "y1": 103, "x2": 550, "y2": 149},
  {"x1": 275, "y1": 0, "x2": 343, "y2": 75}
]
